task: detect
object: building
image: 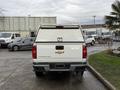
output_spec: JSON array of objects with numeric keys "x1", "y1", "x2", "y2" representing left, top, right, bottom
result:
[{"x1": 0, "y1": 16, "x2": 56, "y2": 36}]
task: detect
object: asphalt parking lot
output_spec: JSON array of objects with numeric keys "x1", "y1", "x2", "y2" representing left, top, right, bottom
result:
[{"x1": 0, "y1": 43, "x2": 119, "y2": 90}]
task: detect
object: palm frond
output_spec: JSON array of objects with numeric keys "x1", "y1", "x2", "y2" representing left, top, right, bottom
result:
[
  {"x1": 112, "y1": 3, "x2": 120, "y2": 13},
  {"x1": 116, "y1": 0, "x2": 120, "y2": 11},
  {"x1": 111, "y1": 12, "x2": 118, "y2": 15},
  {"x1": 105, "y1": 16, "x2": 117, "y2": 21},
  {"x1": 104, "y1": 0, "x2": 120, "y2": 30}
]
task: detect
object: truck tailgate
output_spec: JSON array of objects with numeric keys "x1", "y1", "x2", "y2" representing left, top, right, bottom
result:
[{"x1": 36, "y1": 43, "x2": 83, "y2": 62}]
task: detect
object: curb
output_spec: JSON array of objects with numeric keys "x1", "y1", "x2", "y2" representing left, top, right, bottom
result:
[{"x1": 87, "y1": 64, "x2": 116, "y2": 90}]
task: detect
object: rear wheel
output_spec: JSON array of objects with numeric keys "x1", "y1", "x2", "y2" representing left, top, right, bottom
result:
[
  {"x1": 35, "y1": 71, "x2": 44, "y2": 77},
  {"x1": 76, "y1": 71, "x2": 84, "y2": 81},
  {"x1": 13, "y1": 46, "x2": 19, "y2": 51}
]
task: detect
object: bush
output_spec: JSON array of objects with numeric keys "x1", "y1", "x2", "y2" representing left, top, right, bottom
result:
[
  {"x1": 106, "y1": 48, "x2": 120, "y2": 57},
  {"x1": 106, "y1": 49, "x2": 113, "y2": 55}
]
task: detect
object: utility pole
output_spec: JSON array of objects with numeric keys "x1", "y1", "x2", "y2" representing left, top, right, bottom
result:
[
  {"x1": 93, "y1": 15, "x2": 96, "y2": 27},
  {"x1": 93, "y1": 15, "x2": 97, "y2": 35}
]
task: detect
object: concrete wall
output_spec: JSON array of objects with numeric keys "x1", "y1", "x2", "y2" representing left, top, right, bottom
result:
[{"x1": 0, "y1": 16, "x2": 56, "y2": 36}]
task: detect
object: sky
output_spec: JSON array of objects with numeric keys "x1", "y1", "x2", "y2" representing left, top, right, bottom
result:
[{"x1": 0, "y1": 0, "x2": 115, "y2": 24}]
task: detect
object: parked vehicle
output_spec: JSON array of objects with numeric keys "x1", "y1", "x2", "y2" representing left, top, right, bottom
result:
[
  {"x1": 101, "y1": 32, "x2": 112, "y2": 39},
  {"x1": 32, "y1": 25, "x2": 87, "y2": 80},
  {"x1": 84, "y1": 35, "x2": 95, "y2": 46},
  {"x1": 83, "y1": 29, "x2": 98, "y2": 39},
  {"x1": 8, "y1": 37, "x2": 34, "y2": 51},
  {"x1": 113, "y1": 36, "x2": 120, "y2": 42},
  {"x1": 0, "y1": 32, "x2": 20, "y2": 48}
]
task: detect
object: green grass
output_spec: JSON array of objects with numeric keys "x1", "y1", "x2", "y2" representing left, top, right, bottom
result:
[{"x1": 89, "y1": 51, "x2": 120, "y2": 90}]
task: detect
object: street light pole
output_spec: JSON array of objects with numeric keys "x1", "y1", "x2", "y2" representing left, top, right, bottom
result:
[
  {"x1": 93, "y1": 16, "x2": 97, "y2": 30},
  {"x1": 93, "y1": 15, "x2": 97, "y2": 35},
  {"x1": 93, "y1": 15, "x2": 96, "y2": 27}
]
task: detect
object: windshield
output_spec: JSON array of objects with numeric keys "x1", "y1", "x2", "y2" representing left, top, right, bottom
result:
[
  {"x1": 0, "y1": 33, "x2": 12, "y2": 38},
  {"x1": 36, "y1": 29, "x2": 84, "y2": 42}
]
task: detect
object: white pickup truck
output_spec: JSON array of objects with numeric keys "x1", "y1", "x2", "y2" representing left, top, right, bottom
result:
[
  {"x1": 32, "y1": 25, "x2": 87, "y2": 79},
  {"x1": 84, "y1": 35, "x2": 95, "y2": 46}
]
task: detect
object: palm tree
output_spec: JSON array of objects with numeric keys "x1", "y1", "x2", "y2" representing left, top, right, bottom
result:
[{"x1": 105, "y1": 0, "x2": 120, "y2": 30}]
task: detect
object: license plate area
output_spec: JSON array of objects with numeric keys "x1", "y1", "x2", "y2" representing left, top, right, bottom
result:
[
  {"x1": 55, "y1": 46, "x2": 64, "y2": 50},
  {"x1": 50, "y1": 64, "x2": 70, "y2": 69}
]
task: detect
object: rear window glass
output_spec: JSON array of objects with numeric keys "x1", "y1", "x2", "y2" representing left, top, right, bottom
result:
[{"x1": 36, "y1": 29, "x2": 84, "y2": 42}]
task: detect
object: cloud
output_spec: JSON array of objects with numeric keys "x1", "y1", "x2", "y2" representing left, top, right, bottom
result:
[{"x1": 0, "y1": 0, "x2": 114, "y2": 24}]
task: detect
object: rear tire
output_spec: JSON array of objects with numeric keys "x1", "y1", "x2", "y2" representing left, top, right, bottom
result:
[
  {"x1": 13, "y1": 46, "x2": 19, "y2": 51},
  {"x1": 35, "y1": 71, "x2": 44, "y2": 77},
  {"x1": 76, "y1": 71, "x2": 84, "y2": 81}
]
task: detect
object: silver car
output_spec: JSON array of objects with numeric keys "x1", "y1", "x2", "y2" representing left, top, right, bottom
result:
[{"x1": 8, "y1": 37, "x2": 35, "y2": 51}]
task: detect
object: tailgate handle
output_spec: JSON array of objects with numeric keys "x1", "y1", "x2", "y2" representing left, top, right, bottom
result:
[
  {"x1": 55, "y1": 46, "x2": 64, "y2": 50},
  {"x1": 57, "y1": 37, "x2": 63, "y2": 42}
]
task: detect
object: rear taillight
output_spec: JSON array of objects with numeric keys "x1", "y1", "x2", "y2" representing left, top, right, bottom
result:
[
  {"x1": 32, "y1": 45, "x2": 37, "y2": 59},
  {"x1": 83, "y1": 45, "x2": 87, "y2": 58}
]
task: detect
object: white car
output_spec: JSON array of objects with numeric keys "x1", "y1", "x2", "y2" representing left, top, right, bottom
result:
[
  {"x1": 0, "y1": 32, "x2": 20, "y2": 47},
  {"x1": 84, "y1": 35, "x2": 95, "y2": 46},
  {"x1": 32, "y1": 25, "x2": 87, "y2": 80}
]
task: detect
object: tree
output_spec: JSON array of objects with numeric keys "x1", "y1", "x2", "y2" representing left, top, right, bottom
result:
[{"x1": 105, "y1": 0, "x2": 120, "y2": 30}]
